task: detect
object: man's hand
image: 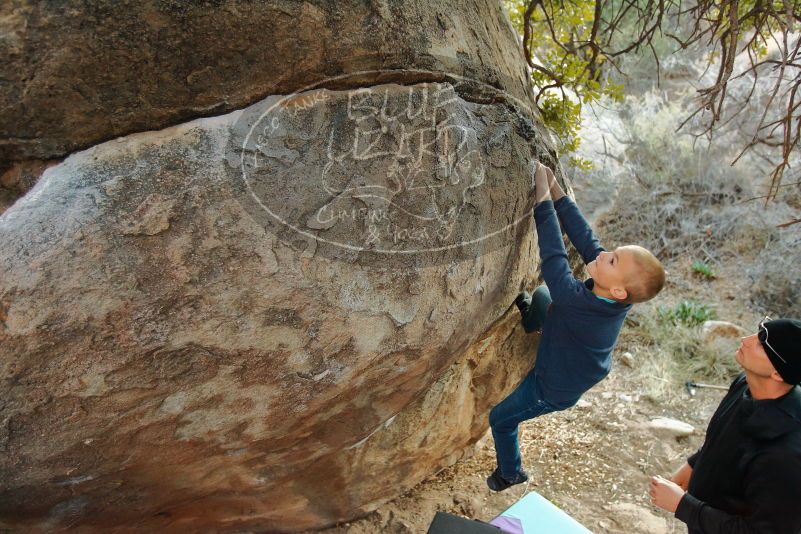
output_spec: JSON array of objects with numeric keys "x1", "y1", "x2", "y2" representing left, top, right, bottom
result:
[
  {"x1": 670, "y1": 462, "x2": 693, "y2": 491},
  {"x1": 545, "y1": 167, "x2": 566, "y2": 202},
  {"x1": 528, "y1": 160, "x2": 551, "y2": 204},
  {"x1": 649, "y1": 475, "x2": 686, "y2": 513}
]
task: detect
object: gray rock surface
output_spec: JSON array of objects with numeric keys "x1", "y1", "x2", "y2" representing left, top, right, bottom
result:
[
  {"x1": 0, "y1": 160, "x2": 59, "y2": 214},
  {"x1": 0, "y1": 81, "x2": 548, "y2": 531}
]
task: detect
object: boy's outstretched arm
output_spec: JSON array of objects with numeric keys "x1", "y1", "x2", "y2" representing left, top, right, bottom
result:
[
  {"x1": 546, "y1": 168, "x2": 605, "y2": 265},
  {"x1": 531, "y1": 162, "x2": 583, "y2": 303}
]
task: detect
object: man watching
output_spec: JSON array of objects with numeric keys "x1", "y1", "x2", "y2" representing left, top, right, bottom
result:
[{"x1": 649, "y1": 317, "x2": 801, "y2": 533}]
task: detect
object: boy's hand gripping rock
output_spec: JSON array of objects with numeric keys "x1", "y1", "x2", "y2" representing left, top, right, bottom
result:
[
  {"x1": 529, "y1": 161, "x2": 551, "y2": 204},
  {"x1": 545, "y1": 166, "x2": 566, "y2": 202},
  {"x1": 528, "y1": 160, "x2": 552, "y2": 204}
]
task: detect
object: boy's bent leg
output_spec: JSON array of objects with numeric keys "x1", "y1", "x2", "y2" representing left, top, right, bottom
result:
[
  {"x1": 519, "y1": 284, "x2": 551, "y2": 333},
  {"x1": 489, "y1": 371, "x2": 556, "y2": 482}
]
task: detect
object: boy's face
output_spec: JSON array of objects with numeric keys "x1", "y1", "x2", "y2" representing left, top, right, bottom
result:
[{"x1": 586, "y1": 246, "x2": 639, "y2": 300}]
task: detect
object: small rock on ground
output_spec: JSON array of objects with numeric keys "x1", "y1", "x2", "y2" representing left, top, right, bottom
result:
[{"x1": 647, "y1": 417, "x2": 695, "y2": 438}]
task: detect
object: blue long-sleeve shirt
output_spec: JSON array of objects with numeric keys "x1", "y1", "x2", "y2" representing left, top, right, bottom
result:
[{"x1": 532, "y1": 196, "x2": 631, "y2": 408}]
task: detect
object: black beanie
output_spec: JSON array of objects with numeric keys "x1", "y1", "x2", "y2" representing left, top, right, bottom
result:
[{"x1": 759, "y1": 319, "x2": 801, "y2": 385}]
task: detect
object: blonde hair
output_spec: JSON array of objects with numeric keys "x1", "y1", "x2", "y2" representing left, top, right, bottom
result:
[{"x1": 623, "y1": 246, "x2": 665, "y2": 304}]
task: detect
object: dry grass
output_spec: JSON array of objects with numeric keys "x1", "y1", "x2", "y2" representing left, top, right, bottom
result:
[{"x1": 619, "y1": 304, "x2": 741, "y2": 401}]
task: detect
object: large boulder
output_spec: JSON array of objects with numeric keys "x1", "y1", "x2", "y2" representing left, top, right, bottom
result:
[
  {"x1": 0, "y1": 1, "x2": 555, "y2": 529},
  {"x1": 0, "y1": 84, "x2": 545, "y2": 531}
]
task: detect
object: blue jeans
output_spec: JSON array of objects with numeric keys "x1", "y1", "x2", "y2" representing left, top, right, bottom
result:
[{"x1": 490, "y1": 285, "x2": 556, "y2": 477}]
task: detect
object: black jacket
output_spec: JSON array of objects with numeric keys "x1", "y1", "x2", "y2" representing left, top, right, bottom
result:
[{"x1": 675, "y1": 373, "x2": 801, "y2": 533}]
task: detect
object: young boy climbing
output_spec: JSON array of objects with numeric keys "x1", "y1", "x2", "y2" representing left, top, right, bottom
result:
[{"x1": 486, "y1": 161, "x2": 666, "y2": 491}]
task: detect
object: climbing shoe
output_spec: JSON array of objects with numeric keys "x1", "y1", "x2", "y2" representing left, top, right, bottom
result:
[
  {"x1": 486, "y1": 467, "x2": 529, "y2": 492},
  {"x1": 515, "y1": 291, "x2": 531, "y2": 314},
  {"x1": 515, "y1": 291, "x2": 540, "y2": 334}
]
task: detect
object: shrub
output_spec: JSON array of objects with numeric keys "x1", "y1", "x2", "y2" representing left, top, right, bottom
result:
[
  {"x1": 657, "y1": 301, "x2": 716, "y2": 327},
  {"x1": 691, "y1": 260, "x2": 716, "y2": 280}
]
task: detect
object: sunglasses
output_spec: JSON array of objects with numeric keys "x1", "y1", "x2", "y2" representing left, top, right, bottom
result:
[{"x1": 759, "y1": 315, "x2": 787, "y2": 364}]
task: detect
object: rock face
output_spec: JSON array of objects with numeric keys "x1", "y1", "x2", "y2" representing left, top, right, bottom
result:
[
  {"x1": 0, "y1": 160, "x2": 59, "y2": 215},
  {"x1": 0, "y1": 0, "x2": 537, "y2": 169},
  {"x1": 0, "y1": 2, "x2": 554, "y2": 532}
]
